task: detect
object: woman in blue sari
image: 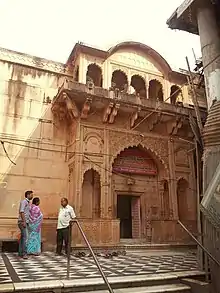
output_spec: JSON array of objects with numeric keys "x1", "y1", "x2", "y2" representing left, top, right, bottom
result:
[{"x1": 27, "y1": 197, "x2": 43, "y2": 256}]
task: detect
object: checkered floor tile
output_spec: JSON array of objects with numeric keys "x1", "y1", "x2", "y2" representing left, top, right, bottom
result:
[
  {"x1": 0, "y1": 254, "x2": 11, "y2": 283},
  {"x1": 0, "y1": 251, "x2": 198, "y2": 283}
]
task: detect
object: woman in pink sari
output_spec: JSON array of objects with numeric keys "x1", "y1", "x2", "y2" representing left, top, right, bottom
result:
[{"x1": 27, "y1": 197, "x2": 43, "y2": 255}]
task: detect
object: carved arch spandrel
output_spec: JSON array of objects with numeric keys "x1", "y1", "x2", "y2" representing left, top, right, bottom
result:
[
  {"x1": 83, "y1": 132, "x2": 104, "y2": 154},
  {"x1": 109, "y1": 132, "x2": 169, "y2": 176},
  {"x1": 82, "y1": 164, "x2": 102, "y2": 185}
]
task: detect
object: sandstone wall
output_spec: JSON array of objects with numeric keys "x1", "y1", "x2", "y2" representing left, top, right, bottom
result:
[{"x1": 0, "y1": 60, "x2": 68, "y2": 240}]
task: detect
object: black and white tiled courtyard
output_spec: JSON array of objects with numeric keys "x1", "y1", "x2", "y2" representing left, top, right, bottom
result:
[{"x1": 0, "y1": 250, "x2": 198, "y2": 284}]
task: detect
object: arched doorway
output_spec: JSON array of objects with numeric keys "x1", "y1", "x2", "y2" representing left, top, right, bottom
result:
[
  {"x1": 81, "y1": 169, "x2": 101, "y2": 218},
  {"x1": 170, "y1": 85, "x2": 182, "y2": 104},
  {"x1": 130, "y1": 75, "x2": 146, "y2": 98},
  {"x1": 112, "y1": 146, "x2": 158, "y2": 239},
  {"x1": 177, "y1": 178, "x2": 189, "y2": 221},
  {"x1": 86, "y1": 64, "x2": 103, "y2": 87},
  {"x1": 111, "y1": 70, "x2": 128, "y2": 92},
  {"x1": 148, "y1": 79, "x2": 163, "y2": 101}
]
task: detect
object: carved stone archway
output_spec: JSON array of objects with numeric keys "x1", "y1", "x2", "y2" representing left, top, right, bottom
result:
[
  {"x1": 109, "y1": 132, "x2": 169, "y2": 177},
  {"x1": 81, "y1": 168, "x2": 101, "y2": 219}
]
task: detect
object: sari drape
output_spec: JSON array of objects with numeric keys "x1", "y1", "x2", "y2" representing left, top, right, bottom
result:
[{"x1": 27, "y1": 204, "x2": 43, "y2": 255}]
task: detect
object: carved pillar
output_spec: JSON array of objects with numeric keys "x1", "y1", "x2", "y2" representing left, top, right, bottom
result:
[
  {"x1": 164, "y1": 79, "x2": 170, "y2": 102},
  {"x1": 74, "y1": 124, "x2": 83, "y2": 216},
  {"x1": 68, "y1": 164, "x2": 74, "y2": 205},
  {"x1": 103, "y1": 61, "x2": 109, "y2": 89},
  {"x1": 100, "y1": 129, "x2": 112, "y2": 218},
  {"x1": 168, "y1": 139, "x2": 178, "y2": 219},
  {"x1": 79, "y1": 55, "x2": 87, "y2": 84},
  {"x1": 107, "y1": 62, "x2": 112, "y2": 90},
  {"x1": 127, "y1": 69, "x2": 132, "y2": 93},
  {"x1": 145, "y1": 75, "x2": 149, "y2": 99}
]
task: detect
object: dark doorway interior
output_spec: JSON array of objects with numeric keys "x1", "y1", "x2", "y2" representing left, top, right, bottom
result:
[{"x1": 117, "y1": 195, "x2": 132, "y2": 238}]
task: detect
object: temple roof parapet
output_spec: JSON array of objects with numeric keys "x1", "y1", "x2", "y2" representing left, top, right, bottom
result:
[{"x1": 0, "y1": 47, "x2": 68, "y2": 75}]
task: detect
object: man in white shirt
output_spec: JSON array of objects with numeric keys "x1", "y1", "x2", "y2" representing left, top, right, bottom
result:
[{"x1": 56, "y1": 198, "x2": 76, "y2": 255}]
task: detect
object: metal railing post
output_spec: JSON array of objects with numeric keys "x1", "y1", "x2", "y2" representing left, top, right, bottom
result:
[
  {"x1": 74, "y1": 220, "x2": 114, "y2": 293},
  {"x1": 66, "y1": 222, "x2": 72, "y2": 279},
  {"x1": 178, "y1": 220, "x2": 220, "y2": 267},
  {"x1": 66, "y1": 220, "x2": 114, "y2": 293}
]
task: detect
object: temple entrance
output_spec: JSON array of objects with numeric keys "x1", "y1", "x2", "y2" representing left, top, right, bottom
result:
[
  {"x1": 117, "y1": 195, "x2": 141, "y2": 239},
  {"x1": 117, "y1": 195, "x2": 132, "y2": 238}
]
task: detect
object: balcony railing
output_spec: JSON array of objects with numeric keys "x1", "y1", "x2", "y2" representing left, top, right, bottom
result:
[{"x1": 59, "y1": 78, "x2": 206, "y2": 117}]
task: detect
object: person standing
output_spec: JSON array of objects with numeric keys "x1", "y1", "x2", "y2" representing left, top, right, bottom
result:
[
  {"x1": 18, "y1": 190, "x2": 33, "y2": 259},
  {"x1": 27, "y1": 197, "x2": 43, "y2": 256},
  {"x1": 56, "y1": 198, "x2": 76, "y2": 256}
]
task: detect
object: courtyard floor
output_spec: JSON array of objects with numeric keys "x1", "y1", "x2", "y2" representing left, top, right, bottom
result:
[{"x1": 0, "y1": 249, "x2": 199, "y2": 284}]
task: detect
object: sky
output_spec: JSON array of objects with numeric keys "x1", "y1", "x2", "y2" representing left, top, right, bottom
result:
[{"x1": 0, "y1": 0, "x2": 201, "y2": 70}]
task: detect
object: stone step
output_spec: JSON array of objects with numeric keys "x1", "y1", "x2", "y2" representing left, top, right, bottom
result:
[
  {"x1": 78, "y1": 283, "x2": 191, "y2": 293},
  {"x1": 4, "y1": 271, "x2": 205, "y2": 293}
]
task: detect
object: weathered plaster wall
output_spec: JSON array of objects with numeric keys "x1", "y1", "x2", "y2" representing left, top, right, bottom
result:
[{"x1": 0, "y1": 60, "x2": 68, "y2": 242}]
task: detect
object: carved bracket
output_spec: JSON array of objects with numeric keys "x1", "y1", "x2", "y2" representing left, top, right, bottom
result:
[
  {"x1": 81, "y1": 97, "x2": 92, "y2": 119},
  {"x1": 167, "y1": 116, "x2": 184, "y2": 135},
  {"x1": 109, "y1": 103, "x2": 120, "y2": 124},
  {"x1": 103, "y1": 102, "x2": 114, "y2": 123},
  {"x1": 149, "y1": 112, "x2": 162, "y2": 131},
  {"x1": 130, "y1": 106, "x2": 141, "y2": 128},
  {"x1": 51, "y1": 92, "x2": 79, "y2": 122},
  {"x1": 63, "y1": 92, "x2": 79, "y2": 119}
]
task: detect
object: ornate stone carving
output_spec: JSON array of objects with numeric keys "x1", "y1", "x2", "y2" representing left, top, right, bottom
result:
[
  {"x1": 84, "y1": 134, "x2": 103, "y2": 154},
  {"x1": 51, "y1": 92, "x2": 79, "y2": 122},
  {"x1": 111, "y1": 64, "x2": 129, "y2": 75},
  {"x1": 130, "y1": 106, "x2": 141, "y2": 128},
  {"x1": 103, "y1": 102, "x2": 114, "y2": 123},
  {"x1": 167, "y1": 117, "x2": 184, "y2": 135},
  {"x1": 82, "y1": 164, "x2": 102, "y2": 184},
  {"x1": 109, "y1": 103, "x2": 120, "y2": 124},
  {"x1": 149, "y1": 112, "x2": 162, "y2": 131},
  {"x1": 81, "y1": 97, "x2": 92, "y2": 119},
  {"x1": 109, "y1": 131, "x2": 169, "y2": 171},
  {"x1": 175, "y1": 147, "x2": 189, "y2": 167},
  {"x1": 111, "y1": 51, "x2": 161, "y2": 74},
  {"x1": 0, "y1": 47, "x2": 67, "y2": 74},
  {"x1": 83, "y1": 127, "x2": 104, "y2": 140}
]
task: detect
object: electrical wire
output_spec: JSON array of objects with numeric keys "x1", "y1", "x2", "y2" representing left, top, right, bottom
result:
[
  {"x1": 1, "y1": 139, "x2": 196, "y2": 190},
  {"x1": 1, "y1": 138, "x2": 195, "y2": 160},
  {"x1": 0, "y1": 141, "x2": 16, "y2": 165}
]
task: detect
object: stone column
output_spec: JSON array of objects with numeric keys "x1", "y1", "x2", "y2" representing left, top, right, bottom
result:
[
  {"x1": 197, "y1": 1, "x2": 220, "y2": 110},
  {"x1": 100, "y1": 129, "x2": 112, "y2": 218},
  {"x1": 73, "y1": 124, "x2": 83, "y2": 216},
  {"x1": 79, "y1": 56, "x2": 87, "y2": 84},
  {"x1": 168, "y1": 139, "x2": 178, "y2": 219}
]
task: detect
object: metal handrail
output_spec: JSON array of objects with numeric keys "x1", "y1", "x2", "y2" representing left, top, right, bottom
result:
[
  {"x1": 178, "y1": 220, "x2": 220, "y2": 267},
  {"x1": 67, "y1": 220, "x2": 114, "y2": 293}
]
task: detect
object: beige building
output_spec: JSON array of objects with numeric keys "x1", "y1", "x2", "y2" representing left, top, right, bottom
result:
[{"x1": 0, "y1": 42, "x2": 207, "y2": 249}]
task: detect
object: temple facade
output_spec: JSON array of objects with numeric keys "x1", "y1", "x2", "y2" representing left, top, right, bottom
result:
[{"x1": 0, "y1": 42, "x2": 207, "y2": 249}]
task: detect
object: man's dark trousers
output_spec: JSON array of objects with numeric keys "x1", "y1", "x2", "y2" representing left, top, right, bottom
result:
[{"x1": 56, "y1": 227, "x2": 69, "y2": 255}]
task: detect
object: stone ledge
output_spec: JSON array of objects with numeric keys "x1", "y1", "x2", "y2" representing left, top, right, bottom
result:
[{"x1": 0, "y1": 271, "x2": 205, "y2": 292}]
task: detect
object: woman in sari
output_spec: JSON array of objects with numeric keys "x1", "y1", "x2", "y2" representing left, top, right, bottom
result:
[{"x1": 27, "y1": 197, "x2": 43, "y2": 256}]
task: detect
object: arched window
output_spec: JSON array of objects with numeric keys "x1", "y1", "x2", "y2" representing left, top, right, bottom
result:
[
  {"x1": 131, "y1": 75, "x2": 146, "y2": 98},
  {"x1": 86, "y1": 64, "x2": 103, "y2": 87},
  {"x1": 81, "y1": 169, "x2": 101, "y2": 218},
  {"x1": 170, "y1": 85, "x2": 182, "y2": 104},
  {"x1": 148, "y1": 79, "x2": 163, "y2": 101},
  {"x1": 111, "y1": 70, "x2": 128, "y2": 92}
]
